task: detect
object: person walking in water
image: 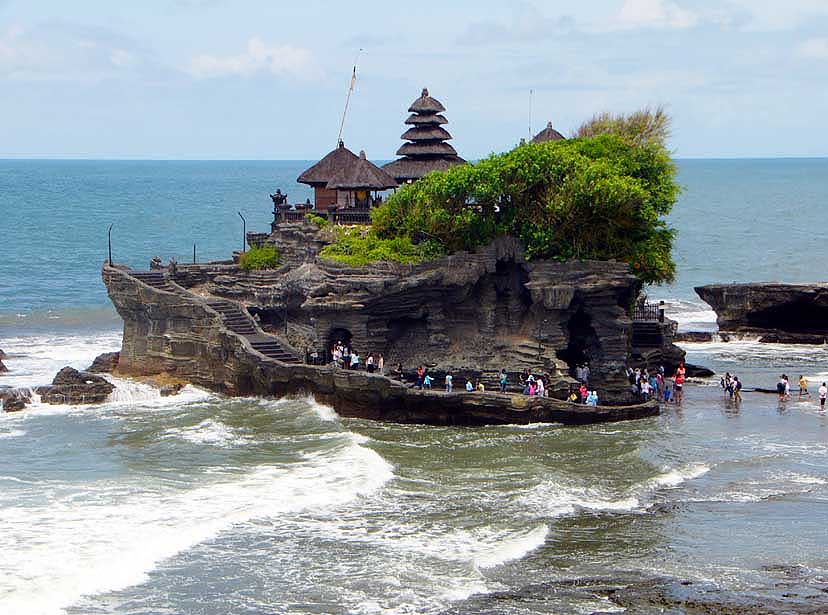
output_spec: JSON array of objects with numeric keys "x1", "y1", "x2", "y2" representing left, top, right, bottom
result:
[
  {"x1": 819, "y1": 382, "x2": 827, "y2": 410},
  {"x1": 798, "y1": 375, "x2": 811, "y2": 399},
  {"x1": 733, "y1": 375, "x2": 742, "y2": 403},
  {"x1": 777, "y1": 375, "x2": 787, "y2": 401}
]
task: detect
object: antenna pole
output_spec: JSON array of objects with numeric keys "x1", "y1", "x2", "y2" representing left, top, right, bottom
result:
[{"x1": 336, "y1": 49, "x2": 363, "y2": 145}]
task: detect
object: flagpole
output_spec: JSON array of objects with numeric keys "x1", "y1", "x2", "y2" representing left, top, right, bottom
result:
[{"x1": 337, "y1": 49, "x2": 363, "y2": 145}]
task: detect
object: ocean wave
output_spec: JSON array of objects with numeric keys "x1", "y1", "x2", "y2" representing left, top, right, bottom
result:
[
  {"x1": 643, "y1": 463, "x2": 711, "y2": 490},
  {"x1": 0, "y1": 426, "x2": 393, "y2": 615},
  {"x1": 517, "y1": 480, "x2": 642, "y2": 517},
  {"x1": 164, "y1": 419, "x2": 248, "y2": 448},
  {"x1": 0, "y1": 429, "x2": 26, "y2": 439}
]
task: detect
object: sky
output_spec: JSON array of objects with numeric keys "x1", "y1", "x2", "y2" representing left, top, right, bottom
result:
[{"x1": 1, "y1": 0, "x2": 827, "y2": 159}]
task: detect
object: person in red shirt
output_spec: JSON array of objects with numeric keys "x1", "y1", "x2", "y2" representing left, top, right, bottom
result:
[{"x1": 674, "y1": 362, "x2": 686, "y2": 403}]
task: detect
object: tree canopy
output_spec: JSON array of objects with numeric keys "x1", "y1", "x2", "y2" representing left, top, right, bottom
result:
[{"x1": 322, "y1": 109, "x2": 681, "y2": 285}]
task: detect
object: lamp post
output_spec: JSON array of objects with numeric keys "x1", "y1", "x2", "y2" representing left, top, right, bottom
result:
[
  {"x1": 237, "y1": 211, "x2": 246, "y2": 253},
  {"x1": 107, "y1": 224, "x2": 113, "y2": 265}
]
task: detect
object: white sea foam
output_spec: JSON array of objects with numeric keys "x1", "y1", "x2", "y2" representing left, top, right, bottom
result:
[
  {"x1": 0, "y1": 428, "x2": 394, "y2": 615},
  {"x1": 0, "y1": 331, "x2": 122, "y2": 389},
  {"x1": 471, "y1": 524, "x2": 550, "y2": 569},
  {"x1": 644, "y1": 463, "x2": 710, "y2": 489},
  {"x1": 518, "y1": 480, "x2": 641, "y2": 517},
  {"x1": 165, "y1": 418, "x2": 246, "y2": 448},
  {"x1": 309, "y1": 397, "x2": 339, "y2": 422},
  {"x1": 0, "y1": 428, "x2": 26, "y2": 439}
]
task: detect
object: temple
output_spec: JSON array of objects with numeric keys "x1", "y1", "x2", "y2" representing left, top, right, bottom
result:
[{"x1": 383, "y1": 88, "x2": 466, "y2": 183}]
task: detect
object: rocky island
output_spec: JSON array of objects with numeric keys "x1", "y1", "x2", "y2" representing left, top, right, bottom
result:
[{"x1": 101, "y1": 93, "x2": 686, "y2": 425}]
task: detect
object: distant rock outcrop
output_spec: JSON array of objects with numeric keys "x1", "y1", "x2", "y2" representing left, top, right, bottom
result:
[
  {"x1": 696, "y1": 283, "x2": 828, "y2": 343},
  {"x1": 36, "y1": 367, "x2": 115, "y2": 405}
]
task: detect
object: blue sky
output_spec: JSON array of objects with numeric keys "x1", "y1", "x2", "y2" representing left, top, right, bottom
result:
[{"x1": 1, "y1": 0, "x2": 827, "y2": 159}]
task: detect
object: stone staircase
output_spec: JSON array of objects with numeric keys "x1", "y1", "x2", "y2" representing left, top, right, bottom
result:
[
  {"x1": 129, "y1": 270, "x2": 176, "y2": 292},
  {"x1": 206, "y1": 300, "x2": 299, "y2": 363},
  {"x1": 127, "y1": 269, "x2": 299, "y2": 364},
  {"x1": 631, "y1": 321, "x2": 664, "y2": 348}
]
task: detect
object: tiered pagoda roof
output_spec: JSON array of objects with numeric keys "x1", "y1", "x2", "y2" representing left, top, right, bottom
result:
[
  {"x1": 532, "y1": 121, "x2": 566, "y2": 143},
  {"x1": 383, "y1": 88, "x2": 466, "y2": 183}
]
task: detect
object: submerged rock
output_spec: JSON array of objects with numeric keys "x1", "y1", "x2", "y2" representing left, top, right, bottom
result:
[
  {"x1": 86, "y1": 351, "x2": 120, "y2": 373},
  {"x1": 36, "y1": 367, "x2": 115, "y2": 405},
  {"x1": 0, "y1": 348, "x2": 7, "y2": 374}
]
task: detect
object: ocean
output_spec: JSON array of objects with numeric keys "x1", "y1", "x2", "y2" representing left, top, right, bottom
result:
[{"x1": 1, "y1": 159, "x2": 828, "y2": 614}]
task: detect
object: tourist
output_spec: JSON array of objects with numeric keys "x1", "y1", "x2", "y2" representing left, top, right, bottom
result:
[
  {"x1": 579, "y1": 384, "x2": 588, "y2": 404},
  {"x1": 416, "y1": 365, "x2": 425, "y2": 389},
  {"x1": 784, "y1": 374, "x2": 791, "y2": 399},
  {"x1": 733, "y1": 375, "x2": 742, "y2": 402},
  {"x1": 798, "y1": 375, "x2": 811, "y2": 398},
  {"x1": 476, "y1": 379, "x2": 485, "y2": 393},
  {"x1": 777, "y1": 375, "x2": 787, "y2": 401},
  {"x1": 423, "y1": 373, "x2": 433, "y2": 390},
  {"x1": 640, "y1": 378, "x2": 652, "y2": 402},
  {"x1": 656, "y1": 372, "x2": 664, "y2": 400},
  {"x1": 378, "y1": 353, "x2": 384, "y2": 375},
  {"x1": 393, "y1": 363, "x2": 404, "y2": 380},
  {"x1": 536, "y1": 377, "x2": 545, "y2": 398},
  {"x1": 663, "y1": 380, "x2": 672, "y2": 403},
  {"x1": 674, "y1": 372, "x2": 684, "y2": 403},
  {"x1": 582, "y1": 363, "x2": 590, "y2": 386},
  {"x1": 528, "y1": 381, "x2": 537, "y2": 396},
  {"x1": 350, "y1": 351, "x2": 360, "y2": 370},
  {"x1": 366, "y1": 353, "x2": 375, "y2": 373},
  {"x1": 819, "y1": 382, "x2": 827, "y2": 410},
  {"x1": 445, "y1": 373, "x2": 453, "y2": 393},
  {"x1": 466, "y1": 379, "x2": 474, "y2": 392},
  {"x1": 342, "y1": 345, "x2": 351, "y2": 369},
  {"x1": 586, "y1": 390, "x2": 598, "y2": 406},
  {"x1": 499, "y1": 369, "x2": 508, "y2": 393}
]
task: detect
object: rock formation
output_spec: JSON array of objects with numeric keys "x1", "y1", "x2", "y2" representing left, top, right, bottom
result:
[
  {"x1": 0, "y1": 348, "x2": 7, "y2": 374},
  {"x1": 0, "y1": 387, "x2": 30, "y2": 412},
  {"x1": 87, "y1": 351, "x2": 120, "y2": 373},
  {"x1": 696, "y1": 283, "x2": 828, "y2": 343},
  {"x1": 36, "y1": 366, "x2": 115, "y2": 405},
  {"x1": 101, "y1": 224, "x2": 677, "y2": 424}
]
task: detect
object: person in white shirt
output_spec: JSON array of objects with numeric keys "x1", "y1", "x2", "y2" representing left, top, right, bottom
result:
[{"x1": 819, "y1": 382, "x2": 827, "y2": 410}]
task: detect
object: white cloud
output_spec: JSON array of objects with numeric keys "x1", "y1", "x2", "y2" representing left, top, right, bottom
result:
[
  {"x1": 0, "y1": 22, "x2": 151, "y2": 81},
  {"x1": 796, "y1": 37, "x2": 828, "y2": 59},
  {"x1": 617, "y1": 0, "x2": 698, "y2": 29},
  {"x1": 188, "y1": 37, "x2": 321, "y2": 80}
]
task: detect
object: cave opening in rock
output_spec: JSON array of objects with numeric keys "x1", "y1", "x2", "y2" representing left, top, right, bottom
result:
[
  {"x1": 327, "y1": 327, "x2": 353, "y2": 350},
  {"x1": 557, "y1": 306, "x2": 599, "y2": 376},
  {"x1": 746, "y1": 300, "x2": 828, "y2": 334}
]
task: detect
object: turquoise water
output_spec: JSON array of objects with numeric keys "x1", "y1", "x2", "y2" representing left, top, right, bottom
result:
[{"x1": 2, "y1": 159, "x2": 828, "y2": 615}]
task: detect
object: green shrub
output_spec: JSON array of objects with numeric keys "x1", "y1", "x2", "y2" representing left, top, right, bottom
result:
[
  {"x1": 319, "y1": 227, "x2": 445, "y2": 267},
  {"x1": 307, "y1": 213, "x2": 328, "y2": 228},
  {"x1": 239, "y1": 244, "x2": 280, "y2": 270}
]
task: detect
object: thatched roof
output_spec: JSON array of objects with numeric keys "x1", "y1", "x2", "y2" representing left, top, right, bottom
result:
[
  {"x1": 405, "y1": 113, "x2": 448, "y2": 126},
  {"x1": 396, "y1": 141, "x2": 458, "y2": 157},
  {"x1": 532, "y1": 121, "x2": 566, "y2": 143},
  {"x1": 382, "y1": 156, "x2": 466, "y2": 182},
  {"x1": 400, "y1": 125, "x2": 453, "y2": 141},
  {"x1": 408, "y1": 88, "x2": 446, "y2": 114},
  {"x1": 325, "y1": 150, "x2": 398, "y2": 190},
  {"x1": 297, "y1": 140, "x2": 360, "y2": 186}
]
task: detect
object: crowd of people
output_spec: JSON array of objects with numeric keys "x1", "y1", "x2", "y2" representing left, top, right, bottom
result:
[
  {"x1": 330, "y1": 340, "x2": 384, "y2": 374},
  {"x1": 627, "y1": 362, "x2": 686, "y2": 403},
  {"x1": 719, "y1": 372, "x2": 743, "y2": 402},
  {"x1": 775, "y1": 374, "x2": 828, "y2": 408}
]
